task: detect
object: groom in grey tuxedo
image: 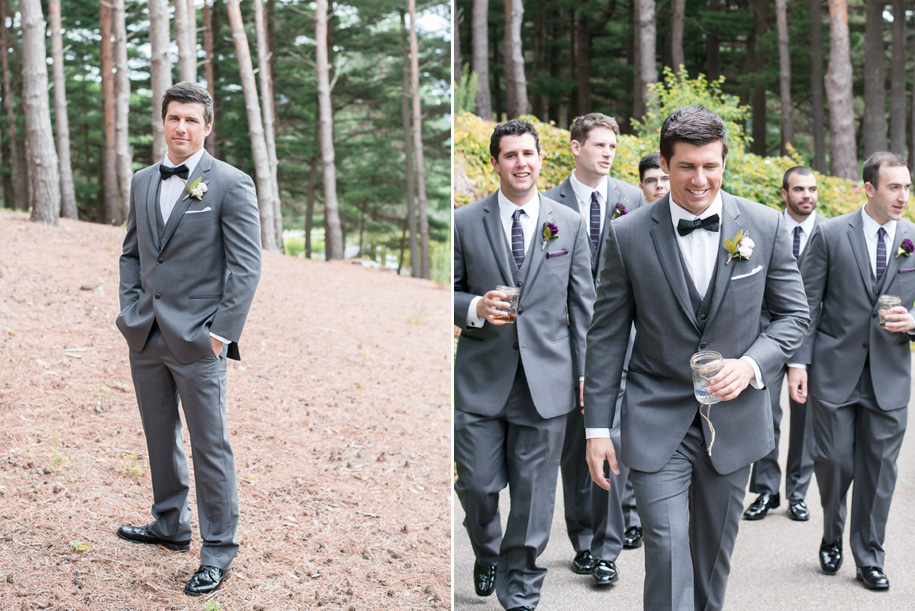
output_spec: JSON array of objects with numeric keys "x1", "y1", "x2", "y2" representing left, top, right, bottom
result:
[
  {"x1": 584, "y1": 105, "x2": 809, "y2": 610},
  {"x1": 788, "y1": 152, "x2": 915, "y2": 590},
  {"x1": 115, "y1": 82, "x2": 262, "y2": 596},
  {"x1": 454, "y1": 119, "x2": 594, "y2": 610}
]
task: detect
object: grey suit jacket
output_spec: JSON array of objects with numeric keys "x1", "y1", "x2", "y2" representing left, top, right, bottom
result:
[
  {"x1": 454, "y1": 192, "x2": 595, "y2": 420},
  {"x1": 117, "y1": 151, "x2": 262, "y2": 364},
  {"x1": 583, "y1": 191, "x2": 810, "y2": 475},
  {"x1": 794, "y1": 210, "x2": 915, "y2": 410},
  {"x1": 544, "y1": 175, "x2": 645, "y2": 279}
]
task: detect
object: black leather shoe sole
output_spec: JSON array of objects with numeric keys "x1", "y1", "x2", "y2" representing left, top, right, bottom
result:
[
  {"x1": 116, "y1": 526, "x2": 190, "y2": 552},
  {"x1": 857, "y1": 567, "x2": 890, "y2": 590}
]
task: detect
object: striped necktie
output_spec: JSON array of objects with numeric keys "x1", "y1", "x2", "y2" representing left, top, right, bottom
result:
[
  {"x1": 590, "y1": 191, "x2": 601, "y2": 250},
  {"x1": 792, "y1": 225, "x2": 802, "y2": 259},
  {"x1": 511, "y1": 208, "x2": 525, "y2": 268},
  {"x1": 876, "y1": 227, "x2": 887, "y2": 281}
]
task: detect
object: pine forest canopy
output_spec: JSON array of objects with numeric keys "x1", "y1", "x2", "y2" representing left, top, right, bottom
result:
[{"x1": 1, "y1": 0, "x2": 451, "y2": 282}]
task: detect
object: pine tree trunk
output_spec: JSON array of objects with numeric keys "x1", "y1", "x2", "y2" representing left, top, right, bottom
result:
[
  {"x1": 400, "y1": 10, "x2": 418, "y2": 277},
  {"x1": 453, "y1": 5, "x2": 461, "y2": 83},
  {"x1": 776, "y1": 0, "x2": 793, "y2": 155},
  {"x1": 114, "y1": 0, "x2": 133, "y2": 222},
  {"x1": 862, "y1": 0, "x2": 887, "y2": 155},
  {"x1": 226, "y1": 0, "x2": 280, "y2": 252},
  {"x1": 811, "y1": 0, "x2": 826, "y2": 173},
  {"x1": 148, "y1": 0, "x2": 172, "y2": 161},
  {"x1": 671, "y1": 0, "x2": 685, "y2": 74},
  {"x1": 888, "y1": 0, "x2": 905, "y2": 155},
  {"x1": 175, "y1": 0, "x2": 197, "y2": 83},
  {"x1": 407, "y1": 0, "x2": 430, "y2": 278},
  {"x1": 503, "y1": 0, "x2": 528, "y2": 119},
  {"x1": 634, "y1": 0, "x2": 657, "y2": 120},
  {"x1": 531, "y1": 7, "x2": 545, "y2": 120},
  {"x1": 750, "y1": 0, "x2": 768, "y2": 155},
  {"x1": 574, "y1": 0, "x2": 590, "y2": 116},
  {"x1": 202, "y1": 0, "x2": 218, "y2": 158},
  {"x1": 826, "y1": 0, "x2": 858, "y2": 179},
  {"x1": 21, "y1": 0, "x2": 61, "y2": 225},
  {"x1": 706, "y1": 0, "x2": 721, "y2": 81},
  {"x1": 254, "y1": 0, "x2": 283, "y2": 248},
  {"x1": 305, "y1": 123, "x2": 320, "y2": 258},
  {"x1": 471, "y1": 0, "x2": 492, "y2": 120},
  {"x1": 1, "y1": 0, "x2": 25, "y2": 211},
  {"x1": 48, "y1": 0, "x2": 77, "y2": 219},
  {"x1": 315, "y1": 0, "x2": 344, "y2": 259},
  {"x1": 100, "y1": 0, "x2": 121, "y2": 224}
]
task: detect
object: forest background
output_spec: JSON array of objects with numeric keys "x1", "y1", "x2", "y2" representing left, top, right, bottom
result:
[
  {"x1": 453, "y1": 0, "x2": 915, "y2": 212},
  {"x1": 0, "y1": 0, "x2": 451, "y2": 283}
]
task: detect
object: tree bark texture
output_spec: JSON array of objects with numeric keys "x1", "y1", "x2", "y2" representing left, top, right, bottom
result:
[
  {"x1": 531, "y1": 7, "x2": 545, "y2": 120},
  {"x1": 202, "y1": 0, "x2": 218, "y2": 158},
  {"x1": 1, "y1": 0, "x2": 25, "y2": 210},
  {"x1": 254, "y1": 0, "x2": 283, "y2": 247},
  {"x1": 20, "y1": 0, "x2": 61, "y2": 225},
  {"x1": 100, "y1": 0, "x2": 121, "y2": 224},
  {"x1": 750, "y1": 0, "x2": 767, "y2": 155},
  {"x1": 226, "y1": 0, "x2": 280, "y2": 252},
  {"x1": 670, "y1": 0, "x2": 685, "y2": 74},
  {"x1": 400, "y1": 10, "x2": 418, "y2": 276},
  {"x1": 826, "y1": 0, "x2": 858, "y2": 180},
  {"x1": 114, "y1": 0, "x2": 133, "y2": 222},
  {"x1": 148, "y1": 0, "x2": 172, "y2": 161},
  {"x1": 706, "y1": 0, "x2": 721, "y2": 81},
  {"x1": 48, "y1": 0, "x2": 77, "y2": 219},
  {"x1": 574, "y1": 0, "x2": 590, "y2": 116},
  {"x1": 407, "y1": 0, "x2": 430, "y2": 278},
  {"x1": 776, "y1": 0, "x2": 793, "y2": 155},
  {"x1": 174, "y1": 0, "x2": 197, "y2": 83},
  {"x1": 811, "y1": 0, "x2": 826, "y2": 173},
  {"x1": 634, "y1": 0, "x2": 657, "y2": 120},
  {"x1": 315, "y1": 0, "x2": 344, "y2": 260},
  {"x1": 862, "y1": 0, "x2": 887, "y2": 155},
  {"x1": 503, "y1": 0, "x2": 528, "y2": 119},
  {"x1": 888, "y1": 0, "x2": 905, "y2": 155},
  {"x1": 471, "y1": 0, "x2": 492, "y2": 120}
]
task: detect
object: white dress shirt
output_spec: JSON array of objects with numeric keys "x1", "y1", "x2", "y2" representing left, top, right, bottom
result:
[
  {"x1": 861, "y1": 204, "x2": 897, "y2": 278},
  {"x1": 570, "y1": 171, "x2": 607, "y2": 241},
  {"x1": 159, "y1": 147, "x2": 206, "y2": 223},
  {"x1": 466, "y1": 190, "x2": 540, "y2": 328},
  {"x1": 783, "y1": 209, "x2": 817, "y2": 259}
]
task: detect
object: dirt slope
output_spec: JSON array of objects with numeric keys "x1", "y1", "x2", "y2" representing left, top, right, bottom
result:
[{"x1": 0, "y1": 209, "x2": 451, "y2": 610}]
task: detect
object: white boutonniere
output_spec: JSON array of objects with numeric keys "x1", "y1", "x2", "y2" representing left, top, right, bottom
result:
[
  {"x1": 183, "y1": 177, "x2": 209, "y2": 201},
  {"x1": 725, "y1": 230, "x2": 754, "y2": 264}
]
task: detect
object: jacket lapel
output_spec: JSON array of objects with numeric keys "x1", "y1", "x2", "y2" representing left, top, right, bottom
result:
[
  {"x1": 877, "y1": 222, "x2": 909, "y2": 296},
  {"x1": 160, "y1": 152, "x2": 213, "y2": 251},
  {"x1": 522, "y1": 195, "x2": 550, "y2": 292},
  {"x1": 144, "y1": 169, "x2": 162, "y2": 250},
  {"x1": 649, "y1": 195, "x2": 698, "y2": 331},
  {"x1": 705, "y1": 193, "x2": 743, "y2": 329},
  {"x1": 481, "y1": 193, "x2": 514, "y2": 287},
  {"x1": 846, "y1": 214, "x2": 874, "y2": 299}
]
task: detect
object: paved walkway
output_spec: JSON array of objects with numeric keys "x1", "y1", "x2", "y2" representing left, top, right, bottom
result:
[{"x1": 453, "y1": 376, "x2": 915, "y2": 610}]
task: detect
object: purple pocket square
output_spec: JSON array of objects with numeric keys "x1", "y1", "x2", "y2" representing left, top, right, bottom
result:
[
  {"x1": 546, "y1": 248, "x2": 569, "y2": 259},
  {"x1": 898, "y1": 268, "x2": 915, "y2": 273}
]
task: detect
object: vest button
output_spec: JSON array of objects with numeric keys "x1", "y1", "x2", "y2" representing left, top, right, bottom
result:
[
  {"x1": 699, "y1": 312, "x2": 707, "y2": 320},
  {"x1": 154, "y1": 293, "x2": 161, "y2": 299},
  {"x1": 699, "y1": 341, "x2": 708, "y2": 349},
  {"x1": 157, "y1": 257, "x2": 164, "y2": 264}
]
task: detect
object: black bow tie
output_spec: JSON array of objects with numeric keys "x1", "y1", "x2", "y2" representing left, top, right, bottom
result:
[
  {"x1": 159, "y1": 164, "x2": 189, "y2": 181},
  {"x1": 677, "y1": 214, "x2": 720, "y2": 236}
]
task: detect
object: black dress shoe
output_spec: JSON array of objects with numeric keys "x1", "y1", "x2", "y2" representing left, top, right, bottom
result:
[
  {"x1": 856, "y1": 566, "x2": 889, "y2": 590},
  {"x1": 116, "y1": 524, "x2": 190, "y2": 552},
  {"x1": 592, "y1": 559, "x2": 619, "y2": 585},
  {"x1": 506, "y1": 607, "x2": 534, "y2": 611},
  {"x1": 743, "y1": 492, "x2": 780, "y2": 520},
  {"x1": 572, "y1": 549, "x2": 594, "y2": 574},
  {"x1": 623, "y1": 526, "x2": 643, "y2": 549},
  {"x1": 184, "y1": 565, "x2": 228, "y2": 596},
  {"x1": 819, "y1": 538, "x2": 842, "y2": 574},
  {"x1": 472, "y1": 561, "x2": 496, "y2": 597},
  {"x1": 788, "y1": 499, "x2": 810, "y2": 521}
]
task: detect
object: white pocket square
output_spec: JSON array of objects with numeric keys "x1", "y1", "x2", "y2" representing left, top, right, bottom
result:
[
  {"x1": 732, "y1": 265, "x2": 763, "y2": 280},
  {"x1": 185, "y1": 207, "x2": 212, "y2": 215}
]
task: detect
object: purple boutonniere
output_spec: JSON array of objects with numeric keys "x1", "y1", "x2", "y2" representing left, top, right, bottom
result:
[
  {"x1": 541, "y1": 220, "x2": 559, "y2": 250},
  {"x1": 612, "y1": 201, "x2": 628, "y2": 219},
  {"x1": 897, "y1": 238, "x2": 914, "y2": 258}
]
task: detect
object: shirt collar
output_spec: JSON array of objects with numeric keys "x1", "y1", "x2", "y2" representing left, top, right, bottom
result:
[
  {"x1": 163, "y1": 148, "x2": 206, "y2": 178},
  {"x1": 498, "y1": 189, "x2": 540, "y2": 224},
  {"x1": 861, "y1": 204, "x2": 896, "y2": 240},
  {"x1": 783, "y1": 209, "x2": 817, "y2": 235},
  {"x1": 669, "y1": 192, "x2": 723, "y2": 230},
  {"x1": 569, "y1": 171, "x2": 608, "y2": 206}
]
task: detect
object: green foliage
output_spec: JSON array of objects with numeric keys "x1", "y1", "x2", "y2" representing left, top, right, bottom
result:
[
  {"x1": 455, "y1": 65, "x2": 479, "y2": 115},
  {"x1": 203, "y1": 601, "x2": 224, "y2": 611}
]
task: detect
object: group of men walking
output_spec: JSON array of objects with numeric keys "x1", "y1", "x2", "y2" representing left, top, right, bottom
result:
[{"x1": 453, "y1": 104, "x2": 915, "y2": 610}]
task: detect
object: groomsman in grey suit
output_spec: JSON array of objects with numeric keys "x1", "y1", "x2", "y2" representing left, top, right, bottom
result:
[
  {"x1": 584, "y1": 105, "x2": 809, "y2": 610},
  {"x1": 744, "y1": 167, "x2": 824, "y2": 522},
  {"x1": 454, "y1": 119, "x2": 594, "y2": 610},
  {"x1": 788, "y1": 152, "x2": 915, "y2": 590},
  {"x1": 543, "y1": 113, "x2": 645, "y2": 585},
  {"x1": 115, "y1": 82, "x2": 262, "y2": 596}
]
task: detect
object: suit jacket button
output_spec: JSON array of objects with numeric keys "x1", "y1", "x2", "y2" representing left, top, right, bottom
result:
[
  {"x1": 863, "y1": 343, "x2": 868, "y2": 349},
  {"x1": 513, "y1": 343, "x2": 519, "y2": 350},
  {"x1": 699, "y1": 312, "x2": 707, "y2": 320},
  {"x1": 699, "y1": 341, "x2": 708, "y2": 349},
  {"x1": 154, "y1": 293, "x2": 161, "y2": 299},
  {"x1": 157, "y1": 257, "x2": 164, "y2": 264}
]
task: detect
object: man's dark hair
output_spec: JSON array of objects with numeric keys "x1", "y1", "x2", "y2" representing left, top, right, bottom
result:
[
  {"x1": 638, "y1": 153, "x2": 662, "y2": 181},
  {"x1": 161, "y1": 81, "x2": 214, "y2": 125},
  {"x1": 659, "y1": 105, "x2": 728, "y2": 162},
  {"x1": 569, "y1": 113, "x2": 620, "y2": 145},
  {"x1": 862, "y1": 152, "x2": 909, "y2": 189},
  {"x1": 489, "y1": 119, "x2": 540, "y2": 159},
  {"x1": 782, "y1": 166, "x2": 815, "y2": 192}
]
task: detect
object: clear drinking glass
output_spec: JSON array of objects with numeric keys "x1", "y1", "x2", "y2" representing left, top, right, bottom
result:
[
  {"x1": 690, "y1": 350, "x2": 723, "y2": 405},
  {"x1": 493, "y1": 285, "x2": 521, "y2": 323},
  {"x1": 877, "y1": 294, "x2": 902, "y2": 326}
]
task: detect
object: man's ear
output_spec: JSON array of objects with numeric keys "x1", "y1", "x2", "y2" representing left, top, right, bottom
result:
[
  {"x1": 864, "y1": 182, "x2": 875, "y2": 199},
  {"x1": 570, "y1": 140, "x2": 582, "y2": 157}
]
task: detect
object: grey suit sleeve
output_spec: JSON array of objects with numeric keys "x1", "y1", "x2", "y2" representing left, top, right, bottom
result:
[
  {"x1": 568, "y1": 215, "x2": 596, "y2": 378},
  {"x1": 210, "y1": 172, "x2": 262, "y2": 343},
  {"x1": 792, "y1": 225, "x2": 829, "y2": 365},
  {"x1": 453, "y1": 220, "x2": 477, "y2": 328},
  {"x1": 118, "y1": 173, "x2": 142, "y2": 313},
  {"x1": 743, "y1": 212, "x2": 810, "y2": 383}
]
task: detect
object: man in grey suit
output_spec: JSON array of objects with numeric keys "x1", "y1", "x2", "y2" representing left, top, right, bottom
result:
[
  {"x1": 454, "y1": 119, "x2": 594, "y2": 610},
  {"x1": 744, "y1": 167, "x2": 823, "y2": 522},
  {"x1": 584, "y1": 105, "x2": 809, "y2": 611},
  {"x1": 115, "y1": 82, "x2": 262, "y2": 596},
  {"x1": 543, "y1": 113, "x2": 645, "y2": 585},
  {"x1": 787, "y1": 152, "x2": 915, "y2": 590}
]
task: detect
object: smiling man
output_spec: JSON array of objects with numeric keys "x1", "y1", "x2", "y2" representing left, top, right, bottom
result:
[
  {"x1": 788, "y1": 152, "x2": 915, "y2": 591},
  {"x1": 454, "y1": 119, "x2": 594, "y2": 611},
  {"x1": 115, "y1": 81, "x2": 261, "y2": 597},
  {"x1": 584, "y1": 105, "x2": 809, "y2": 610}
]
